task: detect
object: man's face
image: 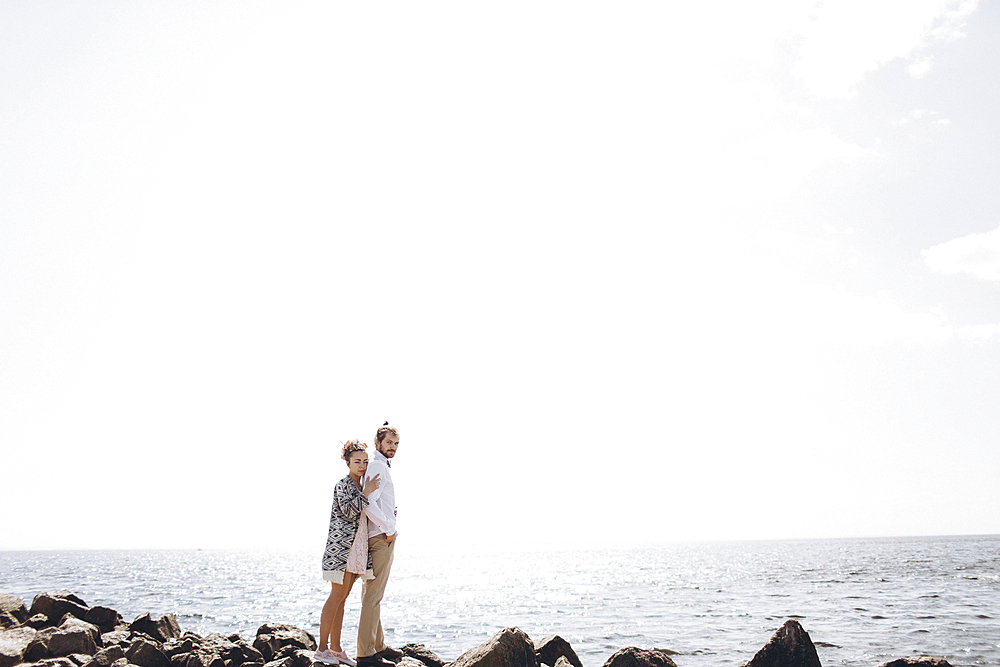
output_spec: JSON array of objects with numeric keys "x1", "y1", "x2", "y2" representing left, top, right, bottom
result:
[{"x1": 377, "y1": 432, "x2": 399, "y2": 458}]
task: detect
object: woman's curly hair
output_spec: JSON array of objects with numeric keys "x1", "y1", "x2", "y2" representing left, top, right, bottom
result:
[{"x1": 341, "y1": 439, "x2": 367, "y2": 463}]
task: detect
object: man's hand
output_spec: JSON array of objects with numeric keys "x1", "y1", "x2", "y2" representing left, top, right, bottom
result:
[{"x1": 384, "y1": 532, "x2": 397, "y2": 544}]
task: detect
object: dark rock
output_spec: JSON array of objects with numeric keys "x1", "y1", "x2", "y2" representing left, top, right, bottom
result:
[
  {"x1": 83, "y1": 611, "x2": 122, "y2": 637},
  {"x1": 0, "y1": 596, "x2": 30, "y2": 630},
  {"x1": 450, "y1": 627, "x2": 536, "y2": 667},
  {"x1": 129, "y1": 616, "x2": 179, "y2": 644},
  {"x1": 26, "y1": 618, "x2": 52, "y2": 632},
  {"x1": 84, "y1": 646, "x2": 127, "y2": 667},
  {"x1": 47, "y1": 626, "x2": 98, "y2": 658},
  {"x1": 99, "y1": 634, "x2": 129, "y2": 650},
  {"x1": 25, "y1": 629, "x2": 62, "y2": 662},
  {"x1": 169, "y1": 653, "x2": 224, "y2": 667},
  {"x1": 66, "y1": 655, "x2": 92, "y2": 666},
  {"x1": 260, "y1": 649, "x2": 312, "y2": 667},
  {"x1": 58, "y1": 620, "x2": 101, "y2": 650},
  {"x1": 161, "y1": 641, "x2": 198, "y2": 659},
  {"x1": 1, "y1": 626, "x2": 38, "y2": 667},
  {"x1": 601, "y1": 647, "x2": 677, "y2": 667},
  {"x1": 877, "y1": 659, "x2": 954, "y2": 667},
  {"x1": 398, "y1": 644, "x2": 444, "y2": 667},
  {"x1": 534, "y1": 636, "x2": 582, "y2": 667},
  {"x1": 28, "y1": 597, "x2": 88, "y2": 627},
  {"x1": 251, "y1": 626, "x2": 314, "y2": 663},
  {"x1": 741, "y1": 620, "x2": 821, "y2": 667},
  {"x1": 125, "y1": 639, "x2": 170, "y2": 667}
]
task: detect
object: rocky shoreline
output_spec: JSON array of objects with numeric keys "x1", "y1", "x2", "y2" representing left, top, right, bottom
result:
[{"x1": 0, "y1": 591, "x2": 952, "y2": 667}]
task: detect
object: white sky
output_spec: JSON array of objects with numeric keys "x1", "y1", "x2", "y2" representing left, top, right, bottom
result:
[{"x1": 2, "y1": 1, "x2": 998, "y2": 550}]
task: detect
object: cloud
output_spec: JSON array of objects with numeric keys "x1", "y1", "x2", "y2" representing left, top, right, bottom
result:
[
  {"x1": 922, "y1": 225, "x2": 1000, "y2": 281},
  {"x1": 794, "y1": 0, "x2": 980, "y2": 97}
]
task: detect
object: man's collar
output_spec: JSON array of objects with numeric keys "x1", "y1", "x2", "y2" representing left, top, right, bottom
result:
[{"x1": 374, "y1": 449, "x2": 391, "y2": 467}]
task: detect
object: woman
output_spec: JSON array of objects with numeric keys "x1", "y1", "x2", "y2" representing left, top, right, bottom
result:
[{"x1": 316, "y1": 440, "x2": 381, "y2": 666}]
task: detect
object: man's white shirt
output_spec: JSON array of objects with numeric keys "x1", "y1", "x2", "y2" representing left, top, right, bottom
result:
[{"x1": 363, "y1": 449, "x2": 396, "y2": 538}]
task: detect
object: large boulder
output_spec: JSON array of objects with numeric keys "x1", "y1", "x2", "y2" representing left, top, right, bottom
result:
[
  {"x1": 29, "y1": 596, "x2": 88, "y2": 627},
  {"x1": 129, "y1": 616, "x2": 179, "y2": 644},
  {"x1": 125, "y1": 639, "x2": 170, "y2": 667},
  {"x1": 25, "y1": 628, "x2": 62, "y2": 662},
  {"x1": 877, "y1": 660, "x2": 953, "y2": 667},
  {"x1": 83, "y1": 611, "x2": 121, "y2": 637},
  {"x1": 450, "y1": 627, "x2": 536, "y2": 667},
  {"x1": 57, "y1": 620, "x2": 101, "y2": 651},
  {"x1": 601, "y1": 647, "x2": 677, "y2": 667},
  {"x1": 741, "y1": 620, "x2": 821, "y2": 667},
  {"x1": 47, "y1": 621, "x2": 99, "y2": 658},
  {"x1": 534, "y1": 636, "x2": 582, "y2": 667},
  {"x1": 0, "y1": 626, "x2": 37, "y2": 667},
  {"x1": 82, "y1": 645, "x2": 127, "y2": 667},
  {"x1": 399, "y1": 644, "x2": 445, "y2": 667},
  {"x1": 251, "y1": 626, "x2": 315, "y2": 663},
  {"x1": 0, "y1": 596, "x2": 29, "y2": 630}
]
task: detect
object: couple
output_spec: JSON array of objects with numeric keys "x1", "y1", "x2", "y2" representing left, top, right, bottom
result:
[{"x1": 317, "y1": 422, "x2": 401, "y2": 667}]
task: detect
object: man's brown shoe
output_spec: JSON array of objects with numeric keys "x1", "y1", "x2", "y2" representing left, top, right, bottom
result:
[{"x1": 376, "y1": 647, "x2": 403, "y2": 663}]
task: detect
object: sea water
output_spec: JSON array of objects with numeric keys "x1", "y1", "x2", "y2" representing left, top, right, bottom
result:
[{"x1": 1, "y1": 536, "x2": 998, "y2": 667}]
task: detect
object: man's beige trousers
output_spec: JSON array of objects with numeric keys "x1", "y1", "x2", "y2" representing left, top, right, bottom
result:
[{"x1": 358, "y1": 536, "x2": 395, "y2": 657}]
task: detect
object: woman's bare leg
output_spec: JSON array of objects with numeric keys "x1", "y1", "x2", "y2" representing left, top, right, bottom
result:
[{"x1": 329, "y1": 573, "x2": 359, "y2": 652}]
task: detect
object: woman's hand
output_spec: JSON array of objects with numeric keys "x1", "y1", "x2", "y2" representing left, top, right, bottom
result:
[{"x1": 363, "y1": 473, "x2": 381, "y2": 498}]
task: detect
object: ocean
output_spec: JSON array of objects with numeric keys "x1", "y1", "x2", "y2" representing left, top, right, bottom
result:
[{"x1": 1, "y1": 536, "x2": 998, "y2": 667}]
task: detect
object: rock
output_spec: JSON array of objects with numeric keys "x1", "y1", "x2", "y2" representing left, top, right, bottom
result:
[
  {"x1": 260, "y1": 648, "x2": 312, "y2": 667},
  {"x1": 398, "y1": 644, "x2": 445, "y2": 667},
  {"x1": 601, "y1": 647, "x2": 677, "y2": 667},
  {"x1": 47, "y1": 625, "x2": 98, "y2": 658},
  {"x1": 161, "y1": 641, "x2": 198, "y2": 660},
  {"x1": 58, "y1": 620, "x2": 101, "y2": 651},
  {"x1": 66, "y1": 655, "x2": 93, "y2": 666},
  {"x1": 0, "y1": 596, "x2": 30, "y2": 630},
  {"x1": 83, "y1": 611, "x2": 121, "y2": 637},
  {"x1": 31, "y1": 658, "x2": 77, "y2": 667},
  {"x1": 877, "y1": 660, "x2": 954, "y2": 667},
  {"x1": 534, "y1": 636, "x2": 582, "y2": 667},
  {"x1": 741, "y1": 620, "x2": 821, "y2": 667},
  {"x1": 28, "y1": 597, "x2": 88, "y2": 627},
  {"x1": 129, "y1": 616, "x2": 179, "y2": 644},
  {"x1": 83, "y1": 646, "x2": 127, "y2": 667},
  {"x1": 251, "y1": 626, "x2": 315, "y2": 663},
  {"x1": 397, "y1": 658, "x2": 424, "y2": 667},
  {"x1": 125, "y1": 639, "x2": 170, "y2": 667},
  {"x1": 25, "y1": 618, "x2": 52, "y2": 632},
  {"x1": 450, "y1": 627, "x2": 536, "y2": 667},
  {"x1": 25, "y1": 629, "x2": 62, "y2": 662},
  {"x1": 98, "y1": 634, "x2": 129, "y2": 650},
  {"x1": 554, "y1": 658, "x2": 572, "y2": 667},
  {"x1": 1, "y1": 626, "x2": 38, "y2": 667},
  {"x1": 169, "y1": 653, "x2": 224, "y2": 667}
]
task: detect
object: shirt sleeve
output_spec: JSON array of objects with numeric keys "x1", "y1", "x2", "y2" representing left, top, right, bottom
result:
[{"x1": 363, "y1": 461, "x2": 397, "y2": 536}]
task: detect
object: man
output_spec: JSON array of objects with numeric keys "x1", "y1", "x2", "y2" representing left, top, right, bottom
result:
[{"x1": 357, "y1": 422, "x2": 403, "y2": 667}]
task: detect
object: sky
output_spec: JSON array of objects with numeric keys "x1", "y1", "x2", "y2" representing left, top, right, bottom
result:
[{"x1": 2, "y1": 1, "x2": 998, "y2": 551}]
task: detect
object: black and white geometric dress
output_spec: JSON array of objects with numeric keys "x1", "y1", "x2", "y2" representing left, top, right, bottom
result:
[{"x1": 322, "y1": 475, "x2": 375, "y2": 584}]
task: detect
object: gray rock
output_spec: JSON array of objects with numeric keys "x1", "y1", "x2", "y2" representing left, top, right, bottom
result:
[
  {"x1": 83, "y1": 611, "x2": 121, "y2": 637},
  {"x1": 161, "y1": 641, "x2": 198, "y2": 660},
  {"x1": 31, "y1": 658, "x2": 77, "y2": 667},
  {"x1": 601, "y1": 647, "x2": 677, "y2": 667},
  {"x1": 58, "y1": 620, "x2": 101, "y2": 650},
  {"x1": 260, "y1": 649, "x2": 312, "y2": 667},
  {"x1": 169, "y1": 653, "x2": 224, "y2": 667},
  {"x1": 25, "y1": 618, "x2": 52, "y2": 632},
  {"x1": 99, "y1": 634, "x2": 129, "y2": 650},
  {"x1": 534, "y1": 636, "x2": 582, "y2": 667},
  {"x1": 47, "y1": 627, "x2": 98, "y2": 658},
  {"x1": 28, "y1": 597, "x2": 88, "y2": 628},
  {"x1": 877, "y1": 659, "x2": 954, "y2": 667},
  {"x1": 397, "y1": 658, "x2": 424, "y2": 667},
  {"x1": 25, "y1": 629, "x2": 62, "y2": 662},
  {"x1": 0, "y1": 596, "x2": 29, "y2": 630},
  {"x1": 129, "y1": 617, "x2": 179, "y2": 644},
  {"x1": 1, "y1": 626, "x2": 38, "y2": 667},
  {"x1": 741, "y1": 620, "x2": 821, "y2": 667},
  {"x1": 398, "y1": 644, "x2": 444, "y2": 667},
  {"x1": 251, "y1": 626, "x2": 315, "y2": 663},
  {"x1": 125, "y1": 640, "x2": 170, "y2": 667},
  {"x1": 553, "y1": 658, "x2": 572, "y2": 667},
  {"x1": 450, "y1": 627, "x2": 536, "y2": 667},
  {"x1": 66, "y1": 655, "x2": 93, "y2": 666},
  {"x1": 83, "y1": 646, "x2": 127, "y2": 667}
]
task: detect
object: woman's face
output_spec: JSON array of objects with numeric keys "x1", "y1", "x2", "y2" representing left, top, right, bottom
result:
[{"x1": 348, "y1": 451, "x2": 369, "y2": 478}]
